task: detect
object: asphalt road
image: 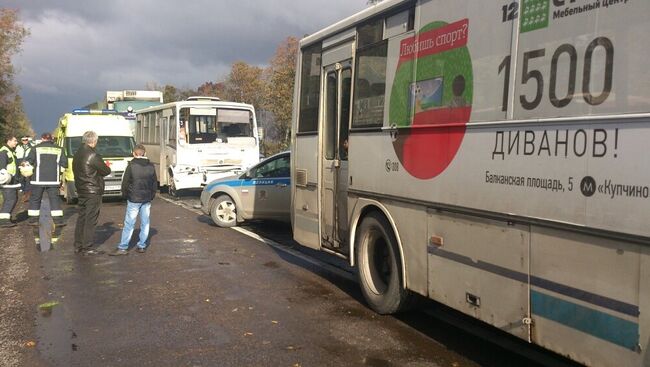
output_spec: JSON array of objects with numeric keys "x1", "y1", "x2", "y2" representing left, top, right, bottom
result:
[{"x1": 0, "y1": 192, "x2": 583, "y2": 366}]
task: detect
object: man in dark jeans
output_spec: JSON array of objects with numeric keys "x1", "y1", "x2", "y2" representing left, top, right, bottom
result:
[{"x1": 72, "y1": 131, "x2": 111, "y2": 255}]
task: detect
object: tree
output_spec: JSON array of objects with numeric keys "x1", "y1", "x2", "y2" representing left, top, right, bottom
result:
[
  {"x1": 263, "y1": 37, "x2": 298, "y2": 153},
  {"x1": 0, "y1": 9, "x2": 33, "y2": 138},
  {"x1": 197, "y1": 81, "x2": 225, "y2": 98},
  {"x1": 222, "y1": 61, "x2": 265, "y2": 107},
  {"x1": 163, "y1": 84, "x2": 179, "y2": 103}
]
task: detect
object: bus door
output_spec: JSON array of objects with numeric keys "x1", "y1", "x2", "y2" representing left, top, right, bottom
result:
[{"x1": 321, "y1": 56, "x2": 352, "y2": 251}]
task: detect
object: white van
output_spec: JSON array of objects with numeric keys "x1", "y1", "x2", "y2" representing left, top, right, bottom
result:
[{"x1": 54, "y1": 109, "x2": 135, "y2": 203}]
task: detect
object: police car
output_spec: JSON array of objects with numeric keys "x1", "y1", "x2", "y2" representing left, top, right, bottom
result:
[{"x1": 200, "y1": 151, "x2": 290, "y2": 227}]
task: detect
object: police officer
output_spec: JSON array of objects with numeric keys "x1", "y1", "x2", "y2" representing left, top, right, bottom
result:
[
  {"x1": 25, "y1": 133, "x2": 67, "y2": 226},
  {"x1": 0, "y1": 135, "x2": 20, "y2": 228},
  {"x1": 15, "y1": 135, "x2": 33, "y2": 202}
]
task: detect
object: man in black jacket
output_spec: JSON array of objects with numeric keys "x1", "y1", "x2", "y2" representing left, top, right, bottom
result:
[
  {"x1": 109, "y1": 144, "x2": 157, "y2": 256},
  {"x1": 72, "y1": 131, "x2": 111, "y2": 255}
]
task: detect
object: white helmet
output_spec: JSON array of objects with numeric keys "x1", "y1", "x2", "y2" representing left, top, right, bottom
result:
[
  {"x1": 20, "y1": 163, "x2": 33, "y2": 178},
  {"x1": 0, "y1": 170, "x2": 11, "y2": 185}
]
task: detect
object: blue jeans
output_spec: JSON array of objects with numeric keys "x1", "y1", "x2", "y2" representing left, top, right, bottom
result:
[{"x1": 118, "y1": 201, "x2": 151, "y2": 250}]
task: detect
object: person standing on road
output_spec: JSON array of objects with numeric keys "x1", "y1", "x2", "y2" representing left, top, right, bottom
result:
[
  {"x1": 25, "y1": 133, "x2": 67, "y2": 227},
  {"x1": 72, "y1": 131, "x2": 111, "y2": 255},
  {"x1": 109, "y1": 144, "x2": 157, "y2": 256},
  {"x1": 0, "y1": 135, "x2": 20, "y2": 228},
  {"x1": 15, "y1": 136, "x2": 34, "y2": 202}
]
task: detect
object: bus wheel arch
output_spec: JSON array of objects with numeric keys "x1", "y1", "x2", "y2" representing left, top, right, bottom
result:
[{"x1": 352, "y1": 202, "x2": 411, "y2": 314}]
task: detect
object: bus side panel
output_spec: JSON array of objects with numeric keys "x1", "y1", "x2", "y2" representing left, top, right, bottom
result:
[
  {"x1": 530, "y1": 227, "x2": 642, "y2": 367},
  {"x1": 641, "y1": 251, "x2": 650, "y2": 367},
  {"x1": 293, "y1": 134, "x2": 320, "y2": 249},
  {"x1": 147, "y1": 143, "x2": 162, "y2": 178},
  {"x1": 426, "y1": 211, "x2": 530, "y2": 341}
]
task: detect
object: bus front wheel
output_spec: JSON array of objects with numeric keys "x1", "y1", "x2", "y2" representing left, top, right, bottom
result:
[
  {"x1": 167, "y1": 175, "x2": 178, "y2": 197},
  {"x1": 356, "y1": 212, "x2": 411, "y2": 314}
]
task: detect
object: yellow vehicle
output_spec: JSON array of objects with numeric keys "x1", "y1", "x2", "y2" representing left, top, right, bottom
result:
[{"x1": 54, "y1": 109, "x2": 135, "y2": 203}]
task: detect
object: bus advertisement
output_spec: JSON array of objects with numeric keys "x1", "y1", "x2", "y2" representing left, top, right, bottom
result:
[
  {"x1": 290, "y1": 1, "x2": 650, "y2": 366},
  {"x1": 136, "y1": 97, "x2": 260, "y2": 195}
]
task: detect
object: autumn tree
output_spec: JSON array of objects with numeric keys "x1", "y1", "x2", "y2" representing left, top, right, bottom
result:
[
  {"x1": 263, "y1": 36, "x2": 298, "y2": 153},
  {"x1": 222, "y1": 61, "x2": 265, "y2": 107},
  {"x1": 0, "y1": 9, "x2": 33, "y2": 138},
  {"x1": 197, "y1": 81, "x2": 225, "y2": 98}
]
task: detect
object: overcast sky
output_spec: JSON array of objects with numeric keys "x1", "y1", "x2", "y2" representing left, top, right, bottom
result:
[{"x1": 7, "y1": 0, "x2": 368, "y2": 135}]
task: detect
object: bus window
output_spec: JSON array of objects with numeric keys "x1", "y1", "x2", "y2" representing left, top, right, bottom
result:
[
  {"x1": 353, "y1": 41, "x2": 388, "y2": 127},
  {"x1": 324, "y1": 71, "x2": 338, "y2": 160},
  {"x1": 180, "y1": 107, "x2": 253, "y2": 143},
  {"x1": 298, "y1": 42, "x2": 322, "y2": 133},
  {"x1": 168, "y1": 115, "x2": 177, "y2": 147},
  {"x1": 217, "y1": 109, "x2": 253, "y2": 138},
  {"x1": 340, "y1": 68, "x2": 352, "y2": 160}
]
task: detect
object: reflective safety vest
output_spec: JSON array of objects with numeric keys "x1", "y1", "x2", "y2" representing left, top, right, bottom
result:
[
  {"x1": 15, "y1": 143, "x2": 32, "y2": 161},
  {"x1": 0, "y1": 146, "x2": 16, "y2": 175},
  {"x1": 30, "y1": 143, "x2": 65, "y2": 186}
]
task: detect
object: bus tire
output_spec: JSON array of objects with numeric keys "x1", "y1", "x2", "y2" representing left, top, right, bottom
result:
[
  {"x1": 167, "y1": 175, "x2": 178, "y2": 197},
  {"x1": 210, "y1": 195, "x2": 237, "y2": 228},
  {"x1": 356, "y1": 211, "x2": 411, "y2": 314}
]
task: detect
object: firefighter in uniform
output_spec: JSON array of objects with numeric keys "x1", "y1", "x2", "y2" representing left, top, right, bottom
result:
[
  {"x1": 15, "y1": 135, "x2": 34, "y2": 201},
  {"x1": 0, "y1": 135, "x2": 20, "y2": 227},
  {"x1": 25, "y1": 133, "x2": 67, "y2": 226}
]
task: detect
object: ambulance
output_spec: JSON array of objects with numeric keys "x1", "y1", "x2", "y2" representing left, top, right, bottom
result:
[{"x1": 54, "y1": 109, "x2": 135, "y2": 203}]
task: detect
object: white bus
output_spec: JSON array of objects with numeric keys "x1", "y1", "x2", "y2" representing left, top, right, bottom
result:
[
  {"x1": 136, "y1": 97, "x2": 259, "y2": 194},
  {"x1": 291, "y1": 1, "x2": 650, "y2": 366}
]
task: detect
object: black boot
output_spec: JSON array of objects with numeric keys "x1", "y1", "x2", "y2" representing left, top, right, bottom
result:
[{"x1": 27, "y1": 216, "x2": 39, "y2": 226}]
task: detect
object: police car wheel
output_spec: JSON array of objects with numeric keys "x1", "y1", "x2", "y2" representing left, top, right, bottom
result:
[{"x1": 210, "y1": 195, "x2": 237, "y2": 228}]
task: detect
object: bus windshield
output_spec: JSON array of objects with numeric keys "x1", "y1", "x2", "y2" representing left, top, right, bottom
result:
[
  {"x1": 66, "y1": 136, "x2": 135, "y2": 158},
  {"x1": 181, "y1": 107, "x2": 253, "y2": 144}
]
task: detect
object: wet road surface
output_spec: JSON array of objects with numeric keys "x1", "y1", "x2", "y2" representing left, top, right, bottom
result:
[{"x1": 21, "y1": 192, "x2": 583, "y2": 366}]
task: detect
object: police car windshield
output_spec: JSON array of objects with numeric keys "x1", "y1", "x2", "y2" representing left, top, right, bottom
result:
[{"x1": 66, "y1": 136, "x2": 135, "y2": 158}]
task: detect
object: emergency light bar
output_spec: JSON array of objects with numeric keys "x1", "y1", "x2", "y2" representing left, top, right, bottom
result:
[{"x1": 71, "y1": 109, "x2": 120, "y2": 115}]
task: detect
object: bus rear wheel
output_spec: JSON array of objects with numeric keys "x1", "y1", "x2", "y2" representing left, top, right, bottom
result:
[{"x1": 356, "y1": 212, "x2": 411, "y2": 314}]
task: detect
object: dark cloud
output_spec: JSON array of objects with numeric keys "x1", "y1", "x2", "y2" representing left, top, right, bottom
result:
[{"x1": 9, "y1": 0, "x2": 367, "y2": 133}]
